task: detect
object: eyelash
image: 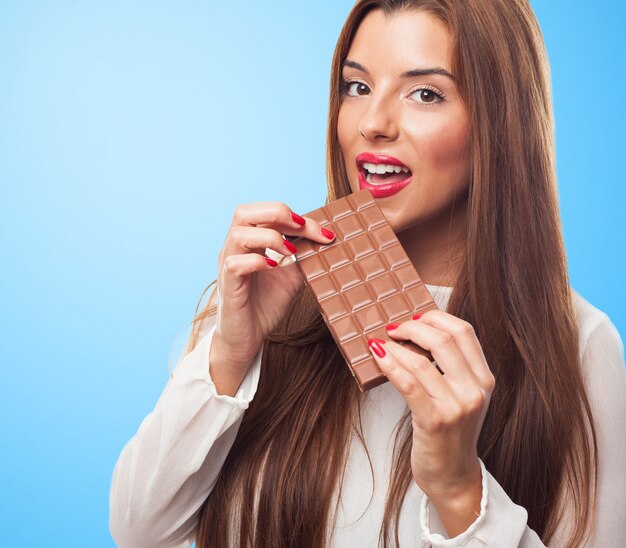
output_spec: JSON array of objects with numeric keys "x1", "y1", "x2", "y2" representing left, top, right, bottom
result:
[{"x1": 340, "y1": 79, "x2": 446, "y2": 105}]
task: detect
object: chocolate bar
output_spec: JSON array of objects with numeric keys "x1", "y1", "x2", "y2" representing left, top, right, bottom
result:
[{"x1": 287, "y1": 188, "x2": 439, "y2": 391}]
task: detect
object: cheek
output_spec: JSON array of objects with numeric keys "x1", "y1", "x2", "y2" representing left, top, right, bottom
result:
[
  {"x1": 337, "y1": 106, "x2": 361, "y2": 191},
  {"x1": 337, "y1": 107, "x2": 351, "y2": 156},
  {"x1": 415, "y1": 117, "x2": 470, "y2": 176}
]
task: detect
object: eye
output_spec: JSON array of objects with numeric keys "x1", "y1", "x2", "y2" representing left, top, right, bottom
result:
[
  {"x1": 342, "y1": 79, "x2": 370, "y2": 97},
  {"x1": 410, "y1": 86, "x2": 446, "y2": 105}
]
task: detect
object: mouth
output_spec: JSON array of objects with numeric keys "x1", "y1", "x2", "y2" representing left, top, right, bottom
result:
[{"x1": 355, "y1": 153, "x2": 413, "y2": 198}]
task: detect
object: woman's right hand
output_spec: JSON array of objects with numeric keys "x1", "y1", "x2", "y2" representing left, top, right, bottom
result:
[{"x1": 209, "y1": 201, "x2": 335, "y2": 394}]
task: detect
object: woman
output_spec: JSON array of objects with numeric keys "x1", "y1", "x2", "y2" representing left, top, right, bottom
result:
[{"x1": 109, "y1": 1, "x2": 626, "y2": 546}]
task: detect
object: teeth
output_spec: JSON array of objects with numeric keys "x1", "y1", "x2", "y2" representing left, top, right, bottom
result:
[{"x1": 362, "y1": 162, "x2": 409, "y2": 175}]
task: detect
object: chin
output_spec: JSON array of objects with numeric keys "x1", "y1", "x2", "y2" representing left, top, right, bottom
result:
[{"x1": 379, "y1": 207, "x2": 407, "y2": 233}]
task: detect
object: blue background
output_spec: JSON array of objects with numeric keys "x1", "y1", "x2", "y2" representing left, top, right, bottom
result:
[{"x1": 1, "y1": 1, "x2": 623, "y2": 545}]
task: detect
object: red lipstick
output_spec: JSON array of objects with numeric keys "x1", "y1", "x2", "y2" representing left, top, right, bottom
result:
[{"x1": 355, "y1": 153, "x2": 413, "y2": 198}]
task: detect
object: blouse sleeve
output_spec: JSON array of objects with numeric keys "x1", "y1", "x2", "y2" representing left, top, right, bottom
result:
[
  {"x1": 109, "y1": 318, "x2": 263, "y2": 548},
  {"x1": 419, "y1": 460, "x2": 545, "y2": 547},
  {"x1": 419, "y1": 314, "x2": 626, "y2": 547}
]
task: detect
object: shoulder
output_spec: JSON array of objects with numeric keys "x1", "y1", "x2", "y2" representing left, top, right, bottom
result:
[
  {"x1": 570, "y1": 288, "x2": 625, "y2": 412},
  {"x1": 571, "y1": 288, "x2": 624, "y2": 362}
]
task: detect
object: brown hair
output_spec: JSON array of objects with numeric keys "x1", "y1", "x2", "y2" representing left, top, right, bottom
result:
[{"x1": 190, "y1": 1, "x2": 598, "y2": 545}]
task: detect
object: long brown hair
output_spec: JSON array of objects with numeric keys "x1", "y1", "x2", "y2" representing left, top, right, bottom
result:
[{"x1": 190, "y1": 1, "x2": 598, "y2": 545}]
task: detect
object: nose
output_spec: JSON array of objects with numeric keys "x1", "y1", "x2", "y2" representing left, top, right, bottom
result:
[{"x1": 358, "y1": 95, "x2": 399, "y2": 142}]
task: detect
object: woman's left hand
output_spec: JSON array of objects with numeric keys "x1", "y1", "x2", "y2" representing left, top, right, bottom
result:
[{"x1": 367, "y1": 310, "x2": 495, "y2": 535}]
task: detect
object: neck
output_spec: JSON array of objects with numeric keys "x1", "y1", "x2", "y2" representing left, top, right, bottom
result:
[{"x1": 397, "y1": 202, "x2": 467, "y2": 288}]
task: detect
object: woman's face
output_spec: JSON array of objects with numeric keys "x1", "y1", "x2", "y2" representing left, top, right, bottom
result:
[{"x1": 337, "y1": 9, "x2": 470, "y2": 239}]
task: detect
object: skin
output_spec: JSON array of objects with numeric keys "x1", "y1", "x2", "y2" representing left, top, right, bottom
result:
[
  {"x1": 338, "y1": 9, "x2": 495, "y2": 538},
  {"x1": 337, "y1": 8, "x2": 471, "y2": 287}
]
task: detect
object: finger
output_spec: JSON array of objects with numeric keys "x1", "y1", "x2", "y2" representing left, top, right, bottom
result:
[
  {"x1": 231, "y1": 202, "x2": 336, "y2": 244},
  {"x1": 224, "y1": 226, "x2": 299, "y2": 259},
  {"x1": 366, "y1": 338, "x2": 435, "y2": 417},
  {"x1": 411, "y1": 311, "x2": 494, "y2": 389},
  {"x1": 220, "y1": 253, "x2": 278, "y2": 296},
  {"x1": 368, "y1": 337, "x2": 451, "y2": 401},
  {"x1": 385, "y1": 339, "x2": 455, "y2": 400},
  {"x1": 386, "y1": 320, "x2": 478, "y2": 387}
]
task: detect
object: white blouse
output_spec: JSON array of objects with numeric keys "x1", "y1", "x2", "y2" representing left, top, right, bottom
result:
[{"x1": 109, "y1": 285, "x2": 626, "y2": 547}]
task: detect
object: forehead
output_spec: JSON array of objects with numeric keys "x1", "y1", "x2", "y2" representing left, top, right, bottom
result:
[{"x1": 346, "y1": 9, "x2": 453, "y2": 73}]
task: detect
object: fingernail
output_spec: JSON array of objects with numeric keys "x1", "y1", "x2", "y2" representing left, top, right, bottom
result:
[
  {"x1": 386, "y1": 323, "x2": 400, "y2": 331},
  {"x1": 367, "y1": 338, "x2": 386, "y2": 358},
  {"x1": 283, "y1": 240, "x2": 297, "y2": 254},
  {"x1": 265, "y1": 257, "x2": 278, "y2": 267},
  {"x1": 291, "y1": 212, "x2": 306, "y2": 226},
  {"x1": 321, "y1": 227, "x2": 335, "y2": 240},
  {"x1": 412, "y1": 313, "x2": 423, "y2": 320}
]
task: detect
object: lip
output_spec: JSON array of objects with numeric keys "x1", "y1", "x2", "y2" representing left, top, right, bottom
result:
[{"x1": 355, "y1": 152, "x2": 413, "y2": 198}]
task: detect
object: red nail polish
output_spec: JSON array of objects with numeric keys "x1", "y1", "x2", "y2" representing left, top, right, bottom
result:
[
  {"x1": 283, "y1": 240, "x2": 297, "y2": 254},
  {"x1": 367, "y1": 338, "x2": 386, "y2": 358},
  {"x1": 265, "y1": 257, "x2": 278, "y2": 267},
  {"x1": 386, "y1": 323, "x2": 400, "y2": 331},
  {"x1": 412, "y1": 313, "x2": 423, "y2": 320},
  {"x1": 291, "y1": 212, "x2": 306, "y2": 226},
  {"x1": 321, "y1": 227, "x2": 335, "y2": 239}
]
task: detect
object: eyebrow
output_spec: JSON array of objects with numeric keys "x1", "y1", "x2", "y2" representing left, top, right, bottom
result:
[{"x1": 343, "y1": 59, "x2": 456, "y2": 81}]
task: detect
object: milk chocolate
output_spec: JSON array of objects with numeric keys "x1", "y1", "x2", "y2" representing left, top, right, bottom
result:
[{"x1": 287, "y1": 188, "x2": 439, "y2": 391}]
